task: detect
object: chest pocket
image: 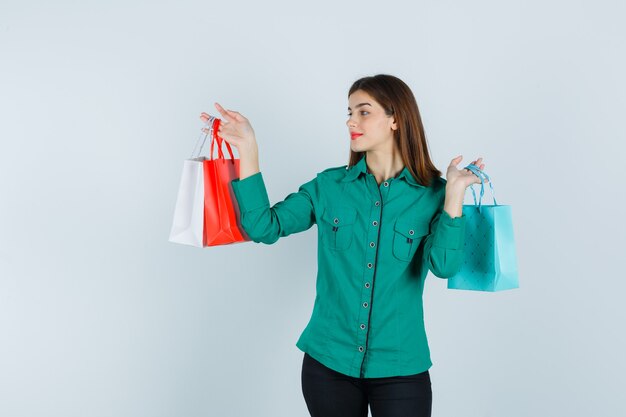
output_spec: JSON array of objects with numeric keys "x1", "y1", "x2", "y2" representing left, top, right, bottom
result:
[
  {"x1": 392, "y1": 219, "x2": 430, "y2": 262},
  {"x1": 319, "y1": 206, "x2": 358, "y2": 251}
]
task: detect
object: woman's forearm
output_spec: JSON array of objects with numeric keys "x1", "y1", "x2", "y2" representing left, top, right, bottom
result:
[
  {"x1": 238, "y1": 144, "x2": 260, "y2": 180},
  {"x1": 443, "y1": 184, "x2": 465, "y2": 218}
]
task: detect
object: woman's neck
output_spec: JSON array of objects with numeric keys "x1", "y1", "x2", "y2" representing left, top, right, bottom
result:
[{"x1": 364, "y1": 150, "x2": 404, "y2": 185}]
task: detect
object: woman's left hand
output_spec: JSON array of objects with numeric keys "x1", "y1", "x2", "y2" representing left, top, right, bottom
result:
[{"x1": 446, "y1": 155, "x2": 488, "y2": 190}]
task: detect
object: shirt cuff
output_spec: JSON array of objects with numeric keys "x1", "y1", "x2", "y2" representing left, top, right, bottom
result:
[
  {"x1": 230, "y1": 172, "x2": 270, "y2": 212},
  {"x1": 432, "y1": 209, "x2": 466, "y2": 250}
]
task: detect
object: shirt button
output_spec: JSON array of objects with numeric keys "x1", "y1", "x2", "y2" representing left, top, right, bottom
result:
[
  {"x1": 365, "y1": 282, "x2": 370, "y2": 288},
  {"x1": 369, "y1": 242, "x2": 375, "y2": 248},
  {"x1": 333, "y1": 218, "x2": 339, "y2": 224},
  {"x1": 372, "y1": 220, "x2": 378, "y2": 226},
  {"x1": 375, "y1": 201, "x2": 380, "y2": 206},
  {"x1": 367, "y1": 263, "x2": 373, "y2": 268},
  {"x1": 362, "y1": 302, "x2": 368, "y2": 308},
  {"x1": 409, "y1": 229, "x2": 414, "y2": 235},
  {"x1": 360, "y1": 324, "x2": 366, "y2": 330},
  {"x1": 358, "y1": 346, "x2": 364, "y2": 352},
  {"x1": 383, "y1": 181, "x2": 389, "y2": 187}
]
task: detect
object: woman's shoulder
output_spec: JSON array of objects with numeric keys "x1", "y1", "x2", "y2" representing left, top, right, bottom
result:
[
  {"x1": 319, "y1": 165, "x2": 348, "y2": 174},
  {"x1": 422, "y1": 176, "x2": 447, "y2": 199},
  {"x1": 433, "y1": 176, "x2": 446, "y2": 187},
  {"x1": 311, "y1": 164, "x2": 349, "y2": 178}
]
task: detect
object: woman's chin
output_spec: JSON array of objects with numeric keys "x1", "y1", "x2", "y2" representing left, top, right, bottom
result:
[{"x1": 350, "y1": 142, "x2": 364, "y2": 151}]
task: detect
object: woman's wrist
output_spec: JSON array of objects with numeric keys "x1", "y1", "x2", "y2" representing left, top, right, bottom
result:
[
  {"x1": 238, "y1": 144, "x2": 260, "y2": 180},
  {"x1": 443, "y1": 183, "x2": 466, "y2": 218}
]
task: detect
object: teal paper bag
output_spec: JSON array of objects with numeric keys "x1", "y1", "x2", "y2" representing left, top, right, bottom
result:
[{"x1": 447, "y1": 165, "x2": 519, "y2": 292}]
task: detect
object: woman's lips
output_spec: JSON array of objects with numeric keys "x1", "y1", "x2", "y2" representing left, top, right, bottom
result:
[{"x1": 351, "y1": 133, "x2": 363, "y2": 140}]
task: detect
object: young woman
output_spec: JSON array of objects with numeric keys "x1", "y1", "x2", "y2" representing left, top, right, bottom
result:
[{"x1": 200, "y1": 74, "x2": 487, "y2": 417}]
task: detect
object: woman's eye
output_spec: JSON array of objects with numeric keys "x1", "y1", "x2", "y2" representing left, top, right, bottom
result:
[{"x1": 347, "y1": 111, "x2": 369, "y2": 116}]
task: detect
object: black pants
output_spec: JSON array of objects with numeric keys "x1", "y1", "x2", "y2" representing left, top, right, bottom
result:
[{"x1": 301, "y1": 352, "x2": 432, "y2": 417}]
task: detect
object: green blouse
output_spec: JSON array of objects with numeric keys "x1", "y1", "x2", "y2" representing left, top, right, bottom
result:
[{"x1": 230, "y1": 154, "x2": 467, "y2": 378}]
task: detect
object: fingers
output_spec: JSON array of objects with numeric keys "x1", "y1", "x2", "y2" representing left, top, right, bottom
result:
[
  {"x1": 475, "y1": 157, "x2": 485, "y2": 171},
  {"x1": 214, "y1": 102, "x2": 236, "y2": 123},
  {"x1": 450, "y1": 155, "x2": 462, "y2": 166},
  {"x1": 200, "y1": 103, "x2": 247, "y2": 128},
  {"x1": 450, "y1": 155, "x2": 486, "y2": 170},
  {"x1": 454, "y1": 155, "x2": 488, "y2": 175},
  {"x1": 469, "y1": 157, "x2": 487, "y2": 180},
  {"x1": 199, "y1": 111, "x2": 221, "y2": 126},
  {"x1": 200, "y1": 119, "x2": 224, "y2": 137},
  {"x1": 201, "y1": 124, "x2": 225, "y2": 134},
  {"x1": 468, "y1": 157, "x2": 485, "y2": 170}
]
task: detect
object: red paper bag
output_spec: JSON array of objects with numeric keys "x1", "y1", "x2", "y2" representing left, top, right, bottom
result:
[{"x1": 202, "y1": 117, "x2": 250, "y2": 246}]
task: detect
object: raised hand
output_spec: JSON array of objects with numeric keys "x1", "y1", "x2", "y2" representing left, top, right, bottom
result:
[
  {"x1": 199, "y1": 102, "x2": 258, "y2": 153},
  {"x1": 446, "y1": 155, "x2": 489, "y2": 190}
]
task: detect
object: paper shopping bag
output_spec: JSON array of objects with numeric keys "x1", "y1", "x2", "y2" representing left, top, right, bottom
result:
[
  {"x1": 203, "y1": 121, "x2": 249, "y2": 246},
  {"x1": 168, "y1": 158, "x2": 206, "y2": 247},
  {"x1": 447, "y1": 165, "x2": 519, "y2": 292},
  {"x1": 169, "y1": 116, "x2": 250, "y2": 247}
]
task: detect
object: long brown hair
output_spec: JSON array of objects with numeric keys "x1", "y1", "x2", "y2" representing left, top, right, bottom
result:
[{"x1": 348, "y1": 74, "x2": 442, "y2": 187}]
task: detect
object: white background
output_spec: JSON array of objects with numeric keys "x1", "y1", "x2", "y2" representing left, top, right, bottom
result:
[{"x1": 1, "y1": 1, "x2": 624, "y2": 416}]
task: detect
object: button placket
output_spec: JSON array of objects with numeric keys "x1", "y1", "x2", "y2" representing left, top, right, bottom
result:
[
  {"x1": 358, "y1": 192, "x2": 382, "y2": 359},
  {"x1": 357, "y1": 175, "x2": 385, "y2": 366}
]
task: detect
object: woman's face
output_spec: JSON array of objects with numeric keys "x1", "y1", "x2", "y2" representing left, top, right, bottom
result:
[{"x1": 346, "y1": 90, "x2": 397, "y2": 153}]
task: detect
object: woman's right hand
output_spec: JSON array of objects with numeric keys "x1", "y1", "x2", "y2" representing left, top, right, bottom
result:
[{"x1": 199, "y1": 102, "x2": 258, "y2": 153}]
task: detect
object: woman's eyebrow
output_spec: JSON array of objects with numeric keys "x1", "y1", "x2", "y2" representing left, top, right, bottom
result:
[{"x1": 348, "y1": 103, "x2": 372, "y2": 110}]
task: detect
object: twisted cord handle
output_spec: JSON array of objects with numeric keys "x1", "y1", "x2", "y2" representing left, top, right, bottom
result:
[{"x1": 463, "y1": 163, "x2": 498, "y2": 210}]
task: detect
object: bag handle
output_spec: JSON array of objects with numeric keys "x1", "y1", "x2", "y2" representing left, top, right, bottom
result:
[
  {"x1": 190, "y1": 118, "x2": 211, "y2": 159},
  {"x1": 463, "y1": 163, "x2": 498, "y2": 210},
  {"x1": 190, "y1": 115, "x2": 235, "y2": 161},
  {"x1": 209, "y1": 118, "x2": 235, "y2": 162}
]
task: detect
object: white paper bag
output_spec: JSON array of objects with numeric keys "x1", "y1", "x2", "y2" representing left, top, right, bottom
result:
[
  {"x1": 168, "y1": 158, "x2": 206, "y2": 247},
  {"x1": 169, "y1": 118, "x2": 216, "y2": 247}
]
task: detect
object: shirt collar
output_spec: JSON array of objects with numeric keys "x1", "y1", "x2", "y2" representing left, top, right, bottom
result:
[{"x1": 340, "y1": 154, "x2": 424, "y2": 188}]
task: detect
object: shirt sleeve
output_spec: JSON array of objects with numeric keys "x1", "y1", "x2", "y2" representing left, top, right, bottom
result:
[
  {"x1": 422, "y1": 189, "x2": 467, "y2": 278},
  {"x1": 230, "y1": 171, "x2": 317, "y2": 244}
]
